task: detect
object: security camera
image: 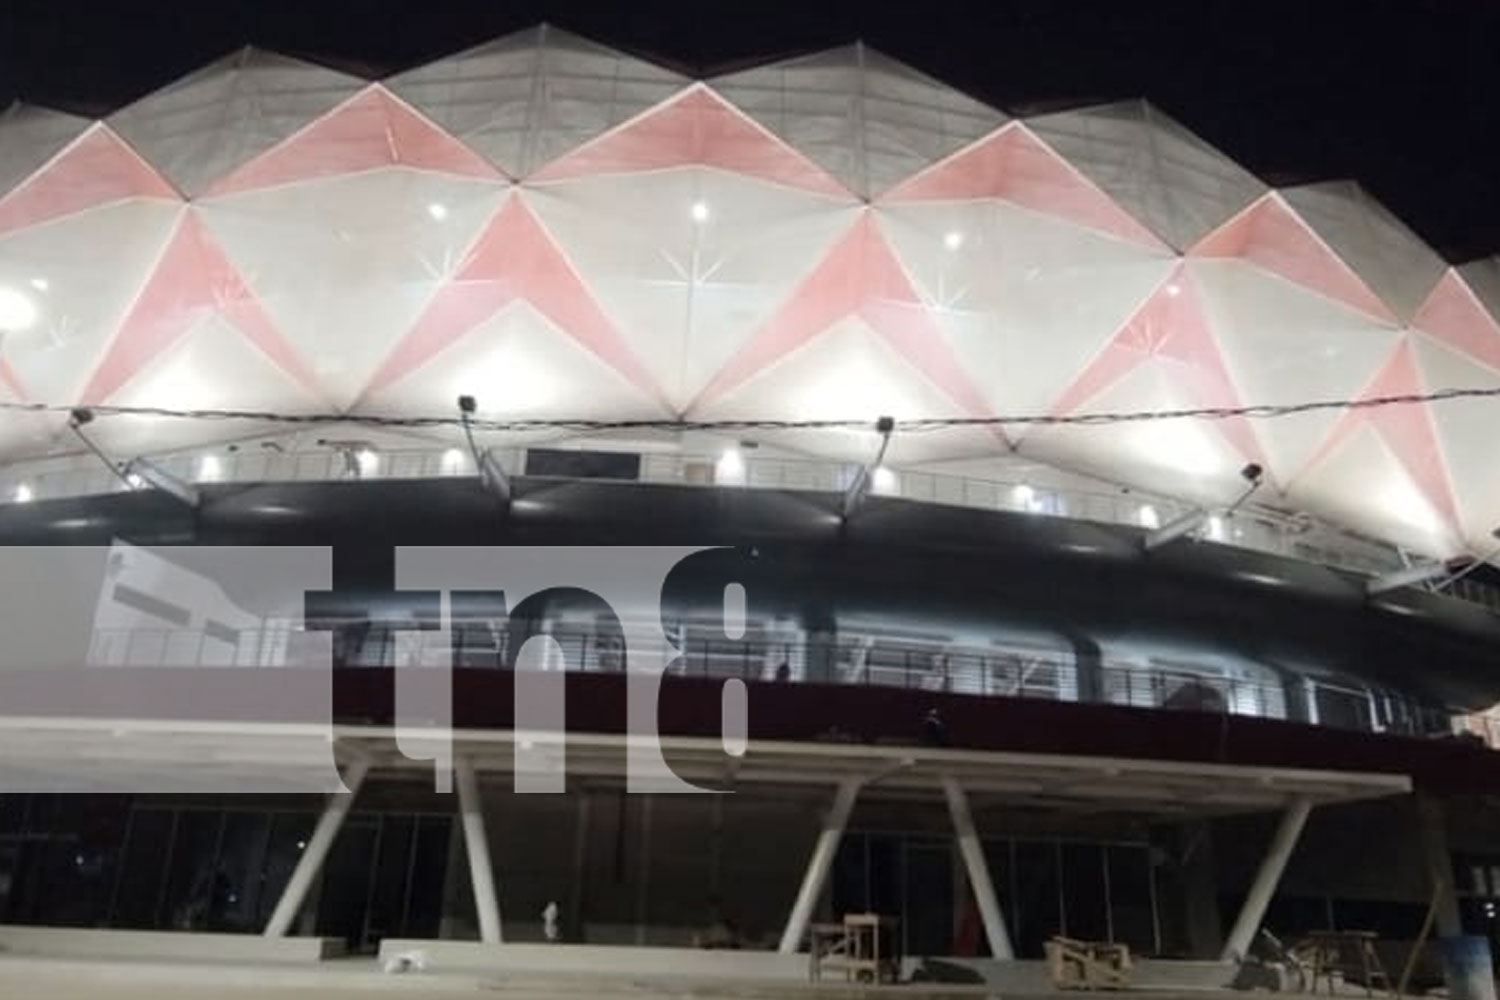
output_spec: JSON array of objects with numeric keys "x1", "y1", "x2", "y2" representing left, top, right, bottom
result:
[
  {"x1": 458, "y1": 395, "x2": 477, "y2": 415},
  {"x1": 1239, "y1": 463, "x2": 1263, "y2": 484}
]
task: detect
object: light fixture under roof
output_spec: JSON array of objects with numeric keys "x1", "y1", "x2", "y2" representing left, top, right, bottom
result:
[
  {"x1": 13, "y1": 484, "x2": 33, "y2": 503},
  {"x1": 691, "y1": 200, "x2": 710, "y2": 223},
  {"x1": 715, "y1": 447, "x2": 745, "y2": 484},
  {"x1": 0, "y1": 286, "x2": 37, "y2": 331},
  {"x1": 1138, "y1": 504, "x2": 1160, "y2": 530},
  {"x1": 943, "y1": 231, "x2": 964, "y2": 251},
  {"x1": 427, "y1": 202, "x2": 448, "y2": 221},
  {"x1": 29, "y1": 277, "x2": 48, "y2": 292}
]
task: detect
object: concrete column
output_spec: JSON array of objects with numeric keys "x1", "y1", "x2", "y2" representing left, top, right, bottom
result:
[
  {"x1": 1418, "y1": 793, "x2": 1464, "y2": 937},
  {"x1": 263, "y1": 758, "x2": 369, "y2": 938},
  {"x1": 1220, "y1": 796, "x2": 1313, "y2": 961},
  {"x1": 778, "y1": 777, "x2": 861, "y2": 954},
  {"x1": 941, "y1": 776, "x2": 1014, "y2": 960},
  {"x1": 455, "y1": 756, "x2": 503, "y2": 944}
]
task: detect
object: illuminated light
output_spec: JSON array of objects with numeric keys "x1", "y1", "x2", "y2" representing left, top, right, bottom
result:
[
  {"x1": 871, "y1": 466, "x2": 899, "y2": 495},
  {"x1": 13, "y1": 484, "x2": 32, "y2": 503},
  {"x1": 296, "y1": 840, "x2": 307, "y2": 851},
  {"x1": 125, "y1": 473, "x2": 144, "y2": 490},
  {"x1": 197, "y1": 455, "x2": 222, "y2": 482},
  {"x1": 357, "y1": 449, "x2": 379, "y2": 475},
  {"x1": 943, "y1": 231, "x2": 964, "y2": 251},
  {"x1": 427, "y1": 202, "x2": 448, "y2": 221},
  {"x1": 1012, "y1": 483, "x2": 1036, "y2": 510},
  {"x1": 29, "y1": 277, "x2": 48, "y2": 292},
  {"x1": 1207, "y1": 515, "x2": 1226, "y2": 542},
  {"x1": 690, "y1": 200, "x2": 710, "y2": 223},
  {"x1": 715, "y1": 448, "x2": 745, "y2": 485},
  {"x1": 1138, "y1": 504, "x2": 1160, "y2": 529},
  {"x1": 442, "y1": 448, "x2": 466, "y2": 474},
  {"x1": 0, "y1": 286, "x2": 38, "y2": 330},
  {"x1": 1237, "y1": 571, "x2": 1288, "y2": 588},
  {"x1": 1165, "y1": 282, "x2": 1182, "y2": 297}
]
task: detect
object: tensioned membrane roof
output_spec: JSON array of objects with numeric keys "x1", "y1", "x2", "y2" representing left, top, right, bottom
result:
[{"x1": 1, "y1": 25, "x2": 1498, "y2": 557}]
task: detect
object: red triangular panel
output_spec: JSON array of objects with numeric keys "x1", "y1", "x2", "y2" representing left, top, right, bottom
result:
[
  {"x1": 883, "y1": 123, "x2": 1166, "y2": 250},
  {"x1": 1192, "y1": 194, "x2": 1395, "y2": 323},
  {"x1": 693, "y1": 212, "x2": 995, "y2": 423},
  {"x1": 1414, "y1": 270, "x2": 1500, "y2": 373},
  {"x1": 361, "y1": 196, "x2": 663, "y2": 402},
  {"x1": 0, "y1": 359, "x2": 29, "y2": 401},
  {"x1": 82, "y1": 211, "x2": 321, "y2": 404},
  {"x1": 1300, "y1": 338, "x2": 1459, "y2": 526},
  {"x1": 1047, "y1": 267, "x2": 1268, "y2": 469},
  {"x1": 0, "y1": 124, "x2": 178, "y2": 235},
  {"x1": 206, "y1": 86, "x2": 502, "y2": 195},
  {"x1": 529, "y1": 84, "x2": 849, "y2": 197}
]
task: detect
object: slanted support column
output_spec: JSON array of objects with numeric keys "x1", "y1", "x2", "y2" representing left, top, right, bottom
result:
[
  {"x1": 1220, "y1": 796, "x2": 1313, "y2": 961},
  {"x1": 942, "y1": 776, "x2": 1014, "y2": 960},
  {"x1": 779, "y1": 776, "x2": 862, "y2": 954},
  {"x1": 264, "y1": 758, "x2": 369, "y2": 937},
  {"x1": 1418, "y1": 793, "x2": 1464, "y2": 938},
  {"x1": 456, "y1": 755, "x2": 503, "y2": 944}
]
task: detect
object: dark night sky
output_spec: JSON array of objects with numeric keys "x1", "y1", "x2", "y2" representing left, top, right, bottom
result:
[{"x1": 2, "y1": 0, "x2": 1497, "y2": 261}]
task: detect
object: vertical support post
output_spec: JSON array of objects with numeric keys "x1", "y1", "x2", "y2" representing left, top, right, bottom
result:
[
  {"x1": 942, "y1": 776, "x2": 1014, "y2": 960},
  {"x1": 778, "y1": 776, "x2": 862, "y2": 954},
  {"x1": 1418, "y1": 793, "x2": 1464, "y2": 937},
  {"x1": 1220, "y1": 796, "x2": 1313, "y2": 961},
  {"x1": 455, "y1": 755, "x2": 503, "y2": 944},
  {"x1": 264, "y1": 758, "x2": 369, "y2": 938}
]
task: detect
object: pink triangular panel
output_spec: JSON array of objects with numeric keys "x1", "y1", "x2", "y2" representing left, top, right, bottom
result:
[
  {"x1": 529, "y1": 85, "x2": 848, "y2": 197},
  {"x1": 694, "y1": 213, "x2": 995, "y2": 422},
  {"x1": 207, "y1": 86, "x2": 501, "y2": 195},
  {"x1": 1302, "y1": 339, "x2": 1459, "y2": 526},
  {"x1": 1414, "y1": 270, "x2": 1500, "y2": 372},
  {"x1": 362, "y1": 196, "x2": 663, "y2": 402},
  {"x1": 0, "y1": 359, "x2": 29, "y2": 401},
  {"x1": 0, "y1": 125, "x2": 177, "y2": 235},
  {"x1": 1192, "y1": 194, "x2": 1394, "y2": 323},
  {"x1": 82, "y1": 212, "x2": 321, "y2": 404},
  {"x1": 1049, "y1": 268, "x2": 1267, "y2": 468},
  {"x1": 884, "y1": 124, "x2": 1165, "y2": 250}
]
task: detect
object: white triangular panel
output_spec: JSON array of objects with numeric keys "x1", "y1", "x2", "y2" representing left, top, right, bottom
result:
[
  {"x1": 1189, "y1": 258, "x2": 1400, "y2": 482},
  {"x1": 699, "y1": 316, "x2": 994, "y2": 464},
  {"x1": 524, "y1": 170, "x2": 858, "y2": 409},
  {"x1": 1287, "y1": 424, "x2": 1458, "y2": 557},
  {"x1": 1279, "y1": 181, "x2": 1448, "y2": 322},
  {"x1": 0, "y1": 104, "x2": 93, "y2": 197},
  {"x1": 879, "y1": 200, "x2": 1173, "y2": 422},
  {"x1": 387, "y1": 25, "x2": 689, "y2": 178},
  {"x1": 358, "y1": 299, "x2": 666, "y2": 422},
  {"x1": 0, "y1": 199, "x2": 182, "y2": 405},
  {"x1": 1410, "y1": 333, "x2": 1500, "y2": 547},
  {"x1": 107, "y1": 47, "x2": 366, "y2": 196},
  {"x1": 712, "y1": 43, "x2": 1006, "y2": 199},
  {"x1": 1023, "y1": 363, "x2": 1256, "y2": 506},
  {"x1": 198, "y1": 169, "x2": 509, "y2": 407},
  {"x1": 89, "y1": 313, "x2": 324, "y2": 456},
  {"x1": 1028, "y1": 100, "x2": 1265, "y2": 252}
]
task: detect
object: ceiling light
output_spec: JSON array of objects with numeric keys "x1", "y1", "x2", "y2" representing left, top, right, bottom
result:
[
  {"x1": 197, "y1": 455, "x2": 222, "y2": 482},
  {"x1": 29, "y1": 277, "x2": 48, "y2": 292},
  {"x1": 871, "y1": 466, "x2": 899, "y2": 495},
  {"x1": 691, "y1": 201, "x2": 710, "y2": 223},
  {"x1": 125, "y1": 473, "x2": 144, "y2": 490},
  {"x1": 427, "y1": 202, "x2": 448, "y2": 221},
  {"x1": 13, "y1": 483, "x2": 33, "y2": 503},
  {"x1": 1207, "y1": 514, "x2": 1226, "y2": 542},
  {"x1": 357, "y1": 449, "x2": 379, "y2": 475},
  {"x1": 1165, "y1": 282, "x2": 1182, "y2": 297},
  {"x1": 715, "y1": 448, "x2": 745, "y2": 485},
  {"x1": 1012, "y1": 483, "x2": 1036, "y2": 510},
  {"x1": 943, "y1": 231, "x2": 964, "y2": 251},
  {"x1": 442, "y1": 448, "x2": 466, "y2": 473},
  {"x1": 1138, "y1": 504, "x2": 1160, "y2": 530},
  {"x1": 0, "y1": 286, "x2": 38, "y2": 331}
]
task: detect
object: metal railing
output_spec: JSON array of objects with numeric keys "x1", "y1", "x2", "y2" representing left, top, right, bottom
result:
[
  {"x1": 77, "y1": 618, "x2": 1460, "y2": 741},
  {"x1": 3, "y1": 444, "x2": 1497, "y2": 611}
]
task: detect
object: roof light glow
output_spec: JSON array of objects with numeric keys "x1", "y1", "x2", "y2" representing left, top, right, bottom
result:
[
  {"x1": 0, "y1": 286, "x2": 38, "y2": 331},
  {"x1": 715, "y1": 448, "x2": 745, "y2": 484},
  {"x1": 871, "y1": 466, "x2": 899, "y2": 495},
  {"x1": 197, "y1": 455, "x2": 222, "y2": 482},
  {"x1": 13, "y1": 484, "x2": 33, "y2": 503},
  {"x1": 1138, "y1": 504, "x2": 1160, "y2": 529},
  {"x1": 427, "y1": 202, "x2": 449, "y2": 221},
  {"x1": 691, "y1": 200, "x2": 710, "y2": 223},
  {"x1": 943, "y1": 231, "x2": 964, "y2": 251}
]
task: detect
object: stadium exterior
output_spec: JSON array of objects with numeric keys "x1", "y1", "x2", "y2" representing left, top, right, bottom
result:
[{"x1": 1, "y1": 23, "x2": 1500, "y2": 987}]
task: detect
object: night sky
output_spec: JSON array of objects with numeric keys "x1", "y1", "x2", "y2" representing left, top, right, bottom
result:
[{"x1": 2, "y1": 0, "x2": 1497, "y2": 261}]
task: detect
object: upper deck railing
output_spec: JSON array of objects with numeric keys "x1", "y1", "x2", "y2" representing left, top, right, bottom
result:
[{"x1": 3, "y1": 444, "x2": 1498, "y2": 614}]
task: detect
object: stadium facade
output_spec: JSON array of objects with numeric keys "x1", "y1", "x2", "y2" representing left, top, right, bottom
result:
[{"x1": 1, "y1": 24, "x2": 1500, "y2": 986}]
